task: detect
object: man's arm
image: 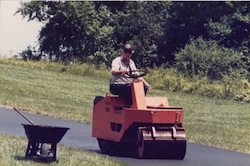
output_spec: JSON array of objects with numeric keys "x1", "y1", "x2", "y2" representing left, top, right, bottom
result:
[
  {"x1": 111, "y1": 57, "x2": 129, "y2": 75},
  {"x1": 112, "y1": 70, "x2": 129, "y2": 75},
  {"x1": 138, "y1": 77, "x2": 152, "y2": 90}
]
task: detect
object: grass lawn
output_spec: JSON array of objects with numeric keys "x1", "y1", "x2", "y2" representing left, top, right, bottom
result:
[
  {"x1": 0, "y1": 62, "x2": 250, "y2": 155},
  {"x1": 0, "y1": 134, "x2": 125, "y2": 166},
  {"x1": 0, "y1": 64, "x2": 108, "y2": 123},
  {"x1": 151, "y1": 90, "x2": 250, "y2": 153}
]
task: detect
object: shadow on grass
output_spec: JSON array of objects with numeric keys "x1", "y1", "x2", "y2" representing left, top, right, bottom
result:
[{"x1": 14, "y1": 155, "x2": 59, "y2": 164}]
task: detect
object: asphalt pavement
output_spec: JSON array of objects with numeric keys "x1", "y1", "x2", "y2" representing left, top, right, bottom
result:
[{"x1": 0, "y1": 107, "x2": 250, "y2": 166}]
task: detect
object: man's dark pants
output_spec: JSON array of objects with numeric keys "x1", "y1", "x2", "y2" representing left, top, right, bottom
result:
[{"x1": 110, "y1": 83, "x2": 148, "y2": 106}]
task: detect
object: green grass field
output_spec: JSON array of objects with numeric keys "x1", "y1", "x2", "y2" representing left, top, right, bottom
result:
[
  {"x1": 0, "y1": 135, "x2": 125, "y2": 166},
  {"x1": 0, "y1": 60, "x2": 250, "y2": 164},
  {"x1": 0, "y1": 64, "x2": 108, "y2": 123}
]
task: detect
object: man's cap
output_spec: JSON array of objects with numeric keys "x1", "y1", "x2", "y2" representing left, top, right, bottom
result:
[{"x1": 123, "y1": 43, "x2": 134, "y2": 54}]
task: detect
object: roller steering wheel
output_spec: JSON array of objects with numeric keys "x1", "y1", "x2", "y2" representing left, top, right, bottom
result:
[{"x1": 125, "y1": 69, "x2": 147, "y2": 79}]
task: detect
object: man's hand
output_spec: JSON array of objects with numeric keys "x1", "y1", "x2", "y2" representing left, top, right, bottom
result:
[
  {"x1": 145, "y1": 82, "x2": 152, "y2": 90},
  {"x1": 121, "y1": 70, "x2": 129, "y2": 75},
  {"x1": 138, "y1": 77, "x2": 152, "y2": 90}
]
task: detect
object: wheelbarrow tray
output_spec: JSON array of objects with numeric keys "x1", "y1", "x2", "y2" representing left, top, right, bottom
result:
[
  {"x1": 22, "y1": 123, "x2": 70, "y2": 161},
  {"x1": 22, "y1": 124, "x2": 69, "y2": 144}
]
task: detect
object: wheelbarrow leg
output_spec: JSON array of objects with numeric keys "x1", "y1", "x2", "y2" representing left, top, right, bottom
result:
[
  {"x1": 25, "y1": 140, "x2": 31, "y2": 158},
  {"x1": 25, "y1": 140, "x2": 38, "y2": 158},
  {"x1": 51, "y1": 143, "x2": 57, "y2": 161}
]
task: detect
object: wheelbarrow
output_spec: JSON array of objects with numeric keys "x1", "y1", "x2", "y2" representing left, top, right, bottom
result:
[{"x1": 13, "y1": 108, "x2": 70, "y2": 161}]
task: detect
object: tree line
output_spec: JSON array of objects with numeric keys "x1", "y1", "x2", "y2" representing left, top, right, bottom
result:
[{"x1": 18, "y1": 1, "x2": 250, "y2": 80}]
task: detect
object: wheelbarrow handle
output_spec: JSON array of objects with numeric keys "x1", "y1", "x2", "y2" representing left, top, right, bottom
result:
[{"x1": 13, "y1": 107, "x2": 35, "y2": 125}]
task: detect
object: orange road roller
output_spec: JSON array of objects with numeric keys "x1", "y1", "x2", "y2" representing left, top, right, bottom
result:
[{"x1": 92, "y1": 70, "x2": 186, "y2": 159}]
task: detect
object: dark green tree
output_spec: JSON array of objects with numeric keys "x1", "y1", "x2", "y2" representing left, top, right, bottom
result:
[
  {"x1": 17, "y1": 1, "x2": 250, "y2": 77},
  {"x1": 18, "y1": 1, "x2": 116, "y2": 65},
  {"x1": 206, "y1": 2, "x2": 250, "y2": 73},
  {"x1": 112, "y1": 1, "x2": 169, "y2": 67}
]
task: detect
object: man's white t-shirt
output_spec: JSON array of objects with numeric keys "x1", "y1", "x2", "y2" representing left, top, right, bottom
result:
[{"x1": 110, "y1": 56, "x2": 137, "y2": 84}]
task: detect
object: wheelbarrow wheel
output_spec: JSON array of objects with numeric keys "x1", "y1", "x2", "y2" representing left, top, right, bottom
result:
[{"x1": 41, "y1": 143, "x2": 51, "y2": 157}]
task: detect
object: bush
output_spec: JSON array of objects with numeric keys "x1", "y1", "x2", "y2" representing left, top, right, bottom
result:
[
  {"x1": 18, "y1": 46, "x2": 42, "y2": 61},
  {"x1": 175, "y1": 37, "x2": 245, "y2": 80},
  {"x1": 146, "y1": 67, "x2": 250, "y2": 100}
]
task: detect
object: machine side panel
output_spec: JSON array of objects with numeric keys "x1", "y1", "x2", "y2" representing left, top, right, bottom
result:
[
  {"x1": 92, "y1": 96, "x2": 125, "y2": 142},
  {"x1": 123, "y1": 109, "x2": 184, "y2": 131}
]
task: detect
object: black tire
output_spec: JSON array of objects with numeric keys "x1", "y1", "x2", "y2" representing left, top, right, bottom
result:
[
  {"x1": 94, "y1": 96, "x2": 104, "y2": 106},
  {"x1": 40, "y1": 143, "x2": 51, "y2": 157},
  {"x1": 97, "y1": 138, "x2": 114, "y2": 154},
  {"x1": 136, "y1": 129, "x2": 150, "y2": 158},
  {"x1": 136, "y1": 129, "x2": 145, "y2": 158}
]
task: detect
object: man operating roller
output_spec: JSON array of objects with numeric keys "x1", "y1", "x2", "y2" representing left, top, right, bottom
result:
[{"x1": 109, "y1": 43, "x2": 151, "y2": 106}]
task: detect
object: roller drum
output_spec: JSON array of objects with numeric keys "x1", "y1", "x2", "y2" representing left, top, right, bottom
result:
[{"x1": 136, "y1": 127, "x2": 186, "y2": 159}]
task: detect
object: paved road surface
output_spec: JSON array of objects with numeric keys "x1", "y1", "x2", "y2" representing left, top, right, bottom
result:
[{"x1": 0, "y1": 107, "x2": 250, "y2": 166}]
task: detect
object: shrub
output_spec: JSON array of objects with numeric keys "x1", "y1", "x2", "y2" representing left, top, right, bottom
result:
[
  {"x1": 18, "y1": 46, "x2": 42, "y2": 61},
  {"x1": 175, "y1": 37, "x2": 245, "y2": 80},
  {"x1": 146, "y1": 67, "x2": 250, "y2": 100}
]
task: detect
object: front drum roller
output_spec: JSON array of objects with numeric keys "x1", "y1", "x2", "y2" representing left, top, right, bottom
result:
[{"x1": 136, "y1": 128, "x2": 186, "y2": 159}]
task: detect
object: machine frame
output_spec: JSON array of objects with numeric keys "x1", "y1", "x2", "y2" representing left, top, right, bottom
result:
[{"x1": 92, "y1": 72, "x2": 186, "y2": 159}]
